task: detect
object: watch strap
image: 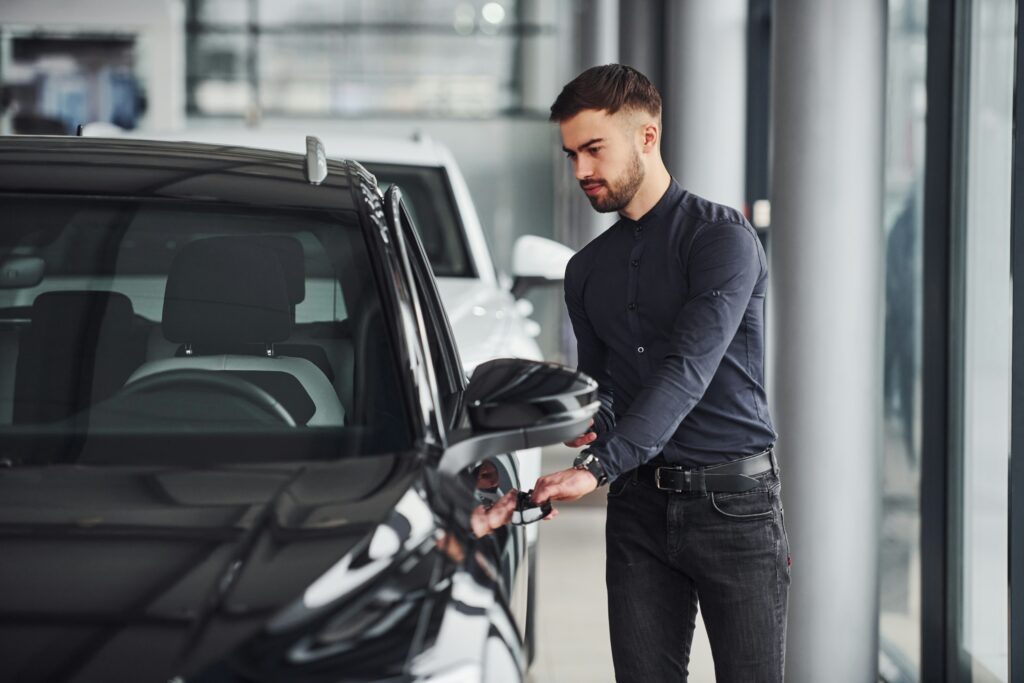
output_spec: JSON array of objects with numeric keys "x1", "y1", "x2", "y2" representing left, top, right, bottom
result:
[{"x1": 574, "y1": 449, "x2": 609, "y2": 486}]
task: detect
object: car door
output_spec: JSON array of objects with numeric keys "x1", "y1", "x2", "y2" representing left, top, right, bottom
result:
[{"x1": 382, "y1": 185, "x2": 531, "y2": 632}]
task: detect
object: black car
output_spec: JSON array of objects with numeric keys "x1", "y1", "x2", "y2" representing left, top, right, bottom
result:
[{"x1": 0, "y1": 136, "x2": 597, "y2": 682}]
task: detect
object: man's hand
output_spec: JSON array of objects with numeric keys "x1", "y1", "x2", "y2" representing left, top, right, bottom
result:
[
  {"x1": 531, "y1": 467, "x2": 598, "y2": 507},
  {"x1": 563, "y1": 418, "x2": 597, "y2": 448},
  {"x1": 471, "y1": 489, "x2": 518, "y2": 538}
]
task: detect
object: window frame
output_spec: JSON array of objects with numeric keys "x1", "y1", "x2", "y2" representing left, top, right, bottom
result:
[{"x1": 395, "y1": 193, "x2": 467, "y2": 433}]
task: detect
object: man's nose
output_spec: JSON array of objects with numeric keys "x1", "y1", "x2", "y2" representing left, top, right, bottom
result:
[{"x1": 574, "y1": 158, "x2": 593, "y2": 181}]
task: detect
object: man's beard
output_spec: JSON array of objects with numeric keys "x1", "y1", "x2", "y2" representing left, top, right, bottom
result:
[{"x1": 584, "y1": 150, "x2": 645, "y2": 213}]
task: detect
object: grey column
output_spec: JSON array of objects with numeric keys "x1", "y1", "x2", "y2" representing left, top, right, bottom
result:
[
  {"x1": 518, "y1": 0, "x2": 560, "y2": 114},
  {"x1": 578, "y1": 0, "x2": 619, "y2": 68},
  {"x1": 618, "y1": 0, "x2": 665, "y2": 89},
  {"x1": 553, "y1": 0, "x2": 620, "y2": 254},
  {"x1": 551, "y1": 0, "x2": 619, "y2": 366},
  {"x1": 663, "y1": 0, "x2": 748, "y2": 209},
  {"x1": 770, "y1": 1, "x2": 885, "y2": 681}
]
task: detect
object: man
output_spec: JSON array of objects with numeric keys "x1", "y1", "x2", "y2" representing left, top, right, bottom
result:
[{"x1": 530, "y1": 64, "x2": 789, "y2": 682}]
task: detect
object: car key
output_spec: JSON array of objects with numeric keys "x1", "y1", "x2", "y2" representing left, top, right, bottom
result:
[{"x1": 511, "y1": 489, "x2": 552, "y2": 525}]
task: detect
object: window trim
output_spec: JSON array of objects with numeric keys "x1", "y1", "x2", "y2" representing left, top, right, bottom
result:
[
  {"x1": 1009, "y1": 0, "x2": 1024, "y2": 678},
  {"x1": 921, "y1": 0, "x2": 961, "y2": 679}
]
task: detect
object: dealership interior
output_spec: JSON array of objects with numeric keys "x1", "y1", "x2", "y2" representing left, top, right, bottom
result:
[{"x1": 1, "y1": 0, "x2": 1022, "y2": 681}]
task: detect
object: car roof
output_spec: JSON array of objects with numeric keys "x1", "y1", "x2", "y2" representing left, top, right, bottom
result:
[{"x1": 0, "y1": 135, "x2": 366, "y2": 211}]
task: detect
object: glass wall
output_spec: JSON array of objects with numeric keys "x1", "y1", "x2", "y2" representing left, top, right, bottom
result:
[
  {"x1": 185, "y1": 0, "x2": 557, "y2": 117},
  {"x1": 956, "y1": 0, "x2": 1015, "y2": 679},
  {"x1": 880, "y1": 0, "x2": 927, "y2": 676}
]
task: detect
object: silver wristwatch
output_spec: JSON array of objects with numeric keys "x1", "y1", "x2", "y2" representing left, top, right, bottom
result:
[{"x1": 573, "y1": 449, "x2": 609, "y2": 487}]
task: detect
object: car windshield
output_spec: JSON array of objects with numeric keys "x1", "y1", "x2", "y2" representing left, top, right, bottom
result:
[
  {"x1": 0, "y1": 194, "x2": 413, "y2": 465},
  {"x1": 361, "y1": 163, "x2": 474, "y2": 278}
]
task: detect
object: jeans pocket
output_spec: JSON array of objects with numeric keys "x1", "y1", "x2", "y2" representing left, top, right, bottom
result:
[
  {"x1": 607, "y1": 472, "x2": 633, "y2": 499},
  {"x1": 710, "y1": 489, "x2": 774, "y2": 520}
]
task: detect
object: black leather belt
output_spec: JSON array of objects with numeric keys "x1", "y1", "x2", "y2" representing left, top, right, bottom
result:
[{"x1": 636, "y1": 448, "x2": 777, "y2": 493}]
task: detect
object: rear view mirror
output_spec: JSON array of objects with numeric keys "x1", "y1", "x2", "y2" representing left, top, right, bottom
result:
[
  {"x1": 441, "y1": 358, "x2": 599, "y2": 474},
  {"x1": 0, "y1": 257, "x2": 45, "y2": 288}
]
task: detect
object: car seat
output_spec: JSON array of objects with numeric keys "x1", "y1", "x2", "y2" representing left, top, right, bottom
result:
[
  {"x1": 13, "y1": 291, "x2": 145, "y2": 424},
  {"x1": 123, "y1": 237, "x2": 344, "y2": 427}
]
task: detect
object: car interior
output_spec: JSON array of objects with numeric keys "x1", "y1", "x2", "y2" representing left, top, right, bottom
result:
[{"x1": 0, "y1": 195, "x2": 411, "y2": 458}]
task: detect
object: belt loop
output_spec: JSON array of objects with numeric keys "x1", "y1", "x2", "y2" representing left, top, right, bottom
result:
[{"x1": 769, "y1": 447, "x2": 779, "y2": 475}]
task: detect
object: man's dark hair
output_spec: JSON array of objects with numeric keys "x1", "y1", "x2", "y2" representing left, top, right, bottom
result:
[{"x1": 549, "y1": 64, "x2": 662, "y2": 122}]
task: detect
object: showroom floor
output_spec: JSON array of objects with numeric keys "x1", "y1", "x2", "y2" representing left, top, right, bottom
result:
[{"x1": 529, "y1": 446, "x2": 716, "y2": 683}]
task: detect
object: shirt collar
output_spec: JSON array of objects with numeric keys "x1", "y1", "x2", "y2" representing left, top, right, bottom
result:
[{"x1": 630, "y1": 178, "x2": 683, "y2": 226}]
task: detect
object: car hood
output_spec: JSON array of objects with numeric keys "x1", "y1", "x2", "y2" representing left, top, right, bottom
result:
[
  {"x1": 435, "y1": 278, "x2": 541, "y2": 369},
  {"x1": 0, "y1": 455, "x2": 433, "y2": 682}
]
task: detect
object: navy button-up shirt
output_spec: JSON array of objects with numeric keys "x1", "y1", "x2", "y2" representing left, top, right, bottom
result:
[{"x1": 565, "y1": 179, "x2": 776, "y2": 480}]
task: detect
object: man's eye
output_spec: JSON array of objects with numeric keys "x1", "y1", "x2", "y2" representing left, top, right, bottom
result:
[{"x1": 588, "y1": 147, "x2": 601, "y2": 155}]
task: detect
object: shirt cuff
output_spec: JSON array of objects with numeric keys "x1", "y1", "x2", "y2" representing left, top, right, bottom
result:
[
  {"x1": 589, "y1": 431, "x2": 659, "y2": 482},
  {"x1": 592, "y1": 406, "x2": 616, "y2": 436}
]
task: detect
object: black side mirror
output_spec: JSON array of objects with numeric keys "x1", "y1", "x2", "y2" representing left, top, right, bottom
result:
[
  {"x1": 465, "y1": 358, "x2": 597, "y2": 430},
  {"x1": 440, "y1": 358, "x2": 598, "y2": 474}
]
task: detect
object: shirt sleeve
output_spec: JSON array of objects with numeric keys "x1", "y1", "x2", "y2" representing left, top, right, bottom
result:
[
  {"x1": 592, "y1": 222, "x2": 763, "y2": 480},
  {"x1": 564, "y1": 258, "x2": 616, "y2": 437}
]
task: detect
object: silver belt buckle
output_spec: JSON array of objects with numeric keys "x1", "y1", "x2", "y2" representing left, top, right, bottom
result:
[{"x1": 655, "y1": 466, "x2": 687, "y2": 492}]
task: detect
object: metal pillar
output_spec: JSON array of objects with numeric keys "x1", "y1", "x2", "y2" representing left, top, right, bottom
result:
[
  {"x1": 769, "y1": 1, "x2": 885, "y2": 680},
  {"x1": 1009, "y1": 0, "x2": 1024, "y2": 677},
  {"x1": 579, "y1": 0, "x2": 619, "y2": 68},
  {"x1": 518, "y1": 0, "x2": 560, "y2": 114},
  {"x1": 663, "y1": 0, "x2": 748, "y2": 209},
  {"x1": 618, "y1": 0, "x2": 665, "y2": 90},
  {"x1": 553, "y1": 0, "x2": 620, "y2": 253}
]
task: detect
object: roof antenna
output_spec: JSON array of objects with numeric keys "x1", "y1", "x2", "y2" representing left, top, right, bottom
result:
[{"x1": 305, "y1": 136, "x2": 328, "y2": 185}]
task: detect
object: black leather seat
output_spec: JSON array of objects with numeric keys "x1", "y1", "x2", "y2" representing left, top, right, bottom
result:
[
  {"x1": 166, "y1": 235, "x2": 336, "y2": 383},
  {"x1": 125, "y1": 237, "x2": 345, "y2": 426},
  {"x1": 13, "y1": 291, "x2": 144, "y2": 424}
]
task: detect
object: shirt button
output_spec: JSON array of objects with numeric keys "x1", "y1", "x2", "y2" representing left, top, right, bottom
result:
[
  {"x1": 628, "y1": 302, "x2": 637, "y2": 311},
  {"x1": 637, "y1": 346, "x2": 645, "y2": 354},
  {"x1": 631, "y1": 259, "x2": 639, "y2": 267}
]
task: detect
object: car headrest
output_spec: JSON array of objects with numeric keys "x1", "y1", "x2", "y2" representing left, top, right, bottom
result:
[
  {"x1": 199, "y1": 235, "x2": 306, "y2": 306},
  {"x1": 163, "y1": 238, "x2": 292, "y2": 345},
  {"x1": 30, "y1": 290, "x2": 134, "y2": 337}
]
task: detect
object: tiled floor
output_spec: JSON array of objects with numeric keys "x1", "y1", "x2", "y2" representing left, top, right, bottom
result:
[{"x1": 528, "y1": 446, "x2": 716, "y2": 682}]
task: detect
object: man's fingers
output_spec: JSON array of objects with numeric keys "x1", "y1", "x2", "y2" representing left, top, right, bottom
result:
[
  {"x1": 532, "y1": 481, "x2": 561, "y2": 504},
  {"x1": 489, "y1": 490, "x2": 517, "y2": 519},
  {"x1": 562, "y1": 431, "x2": 597, "y2": 448}
]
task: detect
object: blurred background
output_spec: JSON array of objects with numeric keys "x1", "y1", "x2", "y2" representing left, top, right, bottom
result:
[{"x1": 1, "y1": 1, "x2": 1020, "y2": 681}]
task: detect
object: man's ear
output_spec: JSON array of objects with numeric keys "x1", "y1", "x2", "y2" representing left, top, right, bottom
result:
[{"x1": 639, "y1": 121, "x2": 659, "y2": 153}]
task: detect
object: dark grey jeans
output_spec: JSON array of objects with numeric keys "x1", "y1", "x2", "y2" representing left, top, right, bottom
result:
[{"x1": 605, "y1": 462, "x2": 790, "y2": 682}]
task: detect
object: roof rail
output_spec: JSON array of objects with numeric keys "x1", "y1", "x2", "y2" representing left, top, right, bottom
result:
[{"x1": 305, "y1": 136, "x2": 327, "y2": 185}]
